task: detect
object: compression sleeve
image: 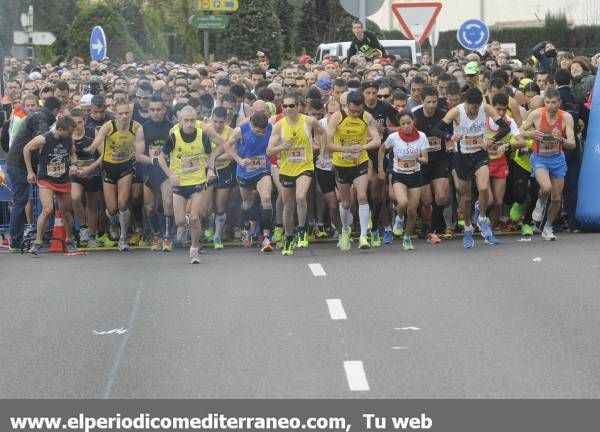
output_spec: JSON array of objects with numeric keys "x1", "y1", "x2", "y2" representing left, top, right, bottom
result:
[{"x1": 492, "y1": 117, "x2": 511, "y2": 142}]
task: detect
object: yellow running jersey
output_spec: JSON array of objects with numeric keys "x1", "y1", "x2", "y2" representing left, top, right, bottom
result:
[
  {"x1": 102, "y1": 120, "x2": 139, "y2": 164},
  {"x1": 278, "y1": 114, "x2": 314, "y2": 176},
  {"x1": 332, "y1": 111, "x2": 370, "y2": 168},
  {"x1": 212, "y1": 125, "x2": 233, "y2": 170},
  {"x1": 169, "y1": 126, "x2": 209, "y2": 186}
]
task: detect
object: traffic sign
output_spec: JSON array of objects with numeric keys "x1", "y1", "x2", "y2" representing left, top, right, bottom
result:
[
  {"x1": 340, "y1": 0, "x2": 385, "y2": 17},
  {"x1": 391, "y1": 2, "x2": 442, "y2": 46},
  {"x1": 89, "y1": 26, "x2": 107, "y2": 61},
  {"x1": 197, "y1": 0, "x2": 239, "y2": 12},
  {"x1": 457, "y1": 19, "x2": 489, "y2": 51},
  {"x1": 188, "y1": 14, "x2": 230, "y2": 29},
  {"x1": 13, "y1": 30, "x2": 56, "y2": 45}
]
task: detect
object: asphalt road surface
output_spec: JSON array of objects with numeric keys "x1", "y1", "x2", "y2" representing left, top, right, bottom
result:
[{"x1": 1, "y1": 233, "x2": 600, "y2": 398}]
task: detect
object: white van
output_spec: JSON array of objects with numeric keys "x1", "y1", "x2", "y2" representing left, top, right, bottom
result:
[{"x1": 316, "y1": 40, "x2": 421, "y2": 64}]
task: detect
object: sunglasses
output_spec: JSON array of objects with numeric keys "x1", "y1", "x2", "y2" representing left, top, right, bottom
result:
[
  {"x1": 377, "y1": 94, "x2": 391, "y2": 99},
  {"x1": 282, "y1": 104, "x2": 296, "y2": 109}
]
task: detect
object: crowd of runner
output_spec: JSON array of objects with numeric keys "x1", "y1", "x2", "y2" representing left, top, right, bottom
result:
[{"x1": 0, "y1": 22, "x2": 594, "y2": 263}]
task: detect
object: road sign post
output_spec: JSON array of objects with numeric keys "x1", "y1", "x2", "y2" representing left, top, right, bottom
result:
[
  {"x1": 340, "y1": 0, "x2": 385, "y2": 27},
  {"x1": 457, "y1": 19, "x2": 489, "y2": 51},
  {"x1": 89, "y1": 26, "x2": 107, "y2": 61},
  {"x1": 391, "y1": 2, "x2": 442, "y2": 46}
]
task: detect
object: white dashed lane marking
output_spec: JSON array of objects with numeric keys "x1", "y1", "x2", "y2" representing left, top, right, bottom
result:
[
  {"x1": 308, "y1": 263, "x2": 327, "y2": 276},
  {"x1": 326, "y1": 299, "x2": 347, "y2": 320},
  {"x1": 344, "y1": 361, "x2": 370, "y2": 391}
]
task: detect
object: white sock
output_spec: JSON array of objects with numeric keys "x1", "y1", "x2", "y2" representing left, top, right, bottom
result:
[
  {"x1": 339, "y1": 204, "x2": 351, "y2": 230},
  {"x1": 118, "y1": 209, "x2": 130, "y2": 240},
  {"x1": 358, "y1": 204, "x2": 369, "y2": 237},
  {"x1": 215, "y1": 213, "x2": 226, "y2": 239}
]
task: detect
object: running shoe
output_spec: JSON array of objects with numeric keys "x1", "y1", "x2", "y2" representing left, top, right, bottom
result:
[
  {"x1": 532, "y1": 198, "x2": 547, "y2": 223},
  {"x1": 510, "y1": 202, "x2": 523, "y2": 223},
  {"x1": 383, "y1": 229, "x2": 393, "y2": 244},
  {"x1": 484, "y1": 232, "x2": 502, "y2": 245},
  {"x1": 521, "y1": 224, "x2": 534, "y2": 236},
  {"x1": 189, "y1": 247, "x2": 201, "y2": 264},
  {"x1": 358, "y1": 235, "x2": 371, "y2": 249},
  {"x1": 296, "y1": 231, "x2": 309, "y2": 248},
  {"x1": 79, "y1": 227, "x2": 90, "y2": 246},
  {"x1": 66, "y1": 239, "x2": 78, "y2": 253},
  {"x1": 402, "y1": 236, "x2": 415, "y2": 251},
  {"x1": 139, "y1": 238, "x2": 151, "y2": 247},
  {"x1": 478, "y1": 216, "x2": 493, "y2": 239},
  {"x1": 162, "y1": 238, "x2": 173, "y2": 252},
  {"x1": 463, "y1": 229, "x2": 475, "y2": 249},
  {"x1": 426, "y1": 232, "x2": 442, "y2": 244},
  {"x1": 96, "y1": 233, "x2": 115, "y2": 247},
  {"x1": 23, "y1": 224, "x2": 35, "y2": 240},
  {"x1": 128, "y1": 231, "x2": 142, "y2": 246},
  {"x1": 29, "y1": 240, "x2": 42, "y2": 255},
  {"x1": 392, "y1": 216, "x2": 404, "y2": 237},
  {"x1": 213, "y1": 237, "x2": 224, "y2": 250},
  {"x1": 87, "y1": 238, "x2": 100, "y2": 248},
  {"x1": 339, "y1": 228, "x2": 352, "y2": 252},
  {"x1": 272, "y1": 226, "x2": 284, "y2": 243},
  {"x1": 260, "y1": 237, "x2": 273, "y2": 252},
  {"x1": 439, "y1": 228, "x2": 454, "y2": 240},
  {"x1": 151, "y1": 236, "x2": 162, "y2": 251},
  {"x1": 371, "y1": 230, "x2": 382, "y2": 247},
  {"x1": 542, "y1": 226, "x2": 557, "y2": 241},
  {"x1": 118, "y1": 238, "x2": 130, "y2": 251},
  {"x1": 315, "y1": 224, "x2": 328, "y2": 239},
  {"x1": 281, "y1": 238, "x2": 294, "y2": 256},
  {"x1": 241, "y1": 229, "x2": 252, "y2": 247}
]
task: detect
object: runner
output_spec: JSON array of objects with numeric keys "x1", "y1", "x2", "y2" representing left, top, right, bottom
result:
[
  {"x1": 267, "y1": 93, "x2": 325, "y2": 256},
  {"x1": 379, "y1": 110, "x2": 429, "y2": 250},
  {"x1": 207, "y1": 106, "x2": 235, "y2": 250},
  {"x1": 223, "y1": 112, "x2": 275, "y2": 253},
  {"x1": 413, "y1": 85, "x2": 451, "y2": 243},
  {"x1": 432, "y1": 87, "x2": 511, "y2": 248},
  {"x1": 69, "y1": 109, "x2": 103, "y2": 248},
  {"x1": 135, "y1": 94, "x2": 174, "y2": 251},
  {"x1": 519, "y1": 88, "x2": 576, "y2": 240},
  {"x1": 158, "y1": 106, "x2": 224, "y2": 263},
  {"x1": 326, "y1": 91, "x2": 381, "y2": 251},
  {"x1": 88, "y1": 100, "x2": 144, "y2": 251},
  {"x1": 23, "y1": 116, "x2": 78, "y2": 254}
]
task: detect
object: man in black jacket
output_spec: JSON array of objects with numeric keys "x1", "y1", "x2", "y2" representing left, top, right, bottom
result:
[
  {"x1": 347, "y1": 21, "x2": 386, "y2": 60},
  {"x1": 6, "y1": 96, "x2": 61, "y2": 250},
  {"x1": 531, "y1": 41, "x2": 558, "y2": 74},
  {"x1": 555, "y1": 69, "x2": 589, "y2": 231}
]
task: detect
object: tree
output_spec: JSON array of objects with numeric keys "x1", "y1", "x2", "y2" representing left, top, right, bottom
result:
[
  {"x1": 276, "y1": 0, "x2": 296, "y2": 57},
  {"x1": 215, "y1": 0, "x2": 283, "y2": 66},
  {"x1": 65, "y1": 3, "x2": 143, "y2": 62}
]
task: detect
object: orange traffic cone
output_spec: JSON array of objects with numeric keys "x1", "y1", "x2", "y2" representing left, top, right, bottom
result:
[{"x1": 48, "y1": 210, "x2": 66, "y2": 253}]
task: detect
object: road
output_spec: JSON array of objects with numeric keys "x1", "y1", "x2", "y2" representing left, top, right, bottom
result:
[{"x1": 1, "y1": 233, "x2": 600, "y2": 398}]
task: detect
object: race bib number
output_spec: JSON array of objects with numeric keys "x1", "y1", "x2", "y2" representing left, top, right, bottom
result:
[
  {"x1": 246, "y1": 156, "x2": 266, "y2": 172},
  {"x1": 539, "y1": 135, "x2": 561, "y2": 156},
  {"x1": 180, "y1": 155, "x2": 202, "y2": 174},
  {"x1": 396, "y1": 157, "x2": 417, "y2": 173},
  {"x1": 111, "y1": 149, "x2": 131, "y2": 162},
  {"x1": 286, "y1": 147, "x2": 307, "y2": 163},
  {"x1": 340, "y1": 140, "x2": 359, "y2": 161},
  {"x1": 47, "y1": 162, "x2": 66, "y2": 178},
  {"x1": 427, "y1": 137, "x2": 442, "y2": 152},
  {"x1": 462, "y1": 135, "x2": 484, "y2": 152},
  {"x1": 149, "y1": 145, "x2": 162, "y2": 160}
]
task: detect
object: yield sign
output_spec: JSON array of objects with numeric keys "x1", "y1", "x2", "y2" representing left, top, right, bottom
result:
[{"x1": 391, "y1": 2, "x2": 442, "y2": 46}]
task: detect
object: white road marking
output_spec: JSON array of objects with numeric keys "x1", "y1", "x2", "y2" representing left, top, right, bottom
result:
[
  {"x1": 392, "y1": 346, "x2": 408, "y2": 350},
  {"x1": 326, "y1": 299, "x2": 347, "y2": 320},
  {"x1": 344, "y1": 361, "x2": 370, "y2": 391},
  {"x1": 93, "y1": 327, "x2": 127, "y2": 335},
  {"x1": 308, "y1": 263, "x2": 327, "y2": 276},
  {"x1": 533, "y1": 257, "x2": 542, "y2": 262},
  {"x1": 395, "y1": 326, "x2": 420, "y2": 331}
]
